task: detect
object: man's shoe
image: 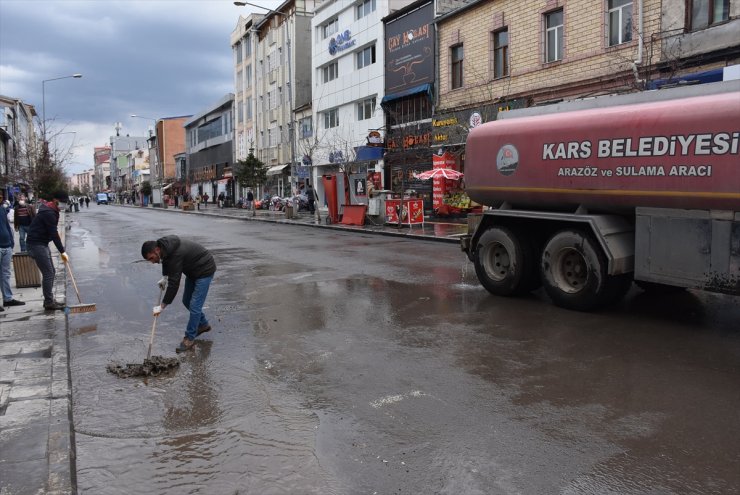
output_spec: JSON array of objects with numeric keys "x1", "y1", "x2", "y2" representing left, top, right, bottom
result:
[
  {"x1": 44, "y1": 301, "x2": 66, "y2": 311},
  {"x1": 196, "y1": 324, "x2": 211, "y2": 336},
  {"x1": 175, "y1": 338, "x2": 195, "y2": 354},
  {"x1": 4, "y1": 299, "x2": 26, "y2": 307}
]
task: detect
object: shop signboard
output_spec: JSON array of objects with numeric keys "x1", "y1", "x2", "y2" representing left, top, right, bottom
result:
[
  {"x1": 385, "y1": 198, "x2": 424, "y2": 225},
  {"x1": 385, "y1": 2, "x2": 434, "y2": 94}
]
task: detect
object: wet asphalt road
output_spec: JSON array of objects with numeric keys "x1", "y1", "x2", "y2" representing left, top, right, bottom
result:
[{"x1": 64, "y1": 206, "x2": 740, "y2": 495}]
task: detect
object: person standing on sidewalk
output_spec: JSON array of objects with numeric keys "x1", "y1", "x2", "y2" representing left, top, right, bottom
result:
[
  {"x1": 246, "y1": 190, "x2": 254, "y2": 211},
  {"x1": 13, "y1": 195, "x2": 35, "y2": 252},
  {"x1": 141, "y1": 235, "x2": 216, "y2": 353},
  {"x1": 306, "y1": 185, "x2": 316, "y2": 214},
  {"x1": 26, "y1": 191, "x2": 69, "y2": 311},
  {"x1": 0, "y1": 194, "x2": 26, "y2": 311}
]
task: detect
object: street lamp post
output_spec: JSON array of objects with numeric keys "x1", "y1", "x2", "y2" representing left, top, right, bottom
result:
[
  {"x1": 234, "y1": 1, "x2": 296, "y2": 199},
  {"x1": 41, "y1": 74, "x2": 82, "y2": 142}
]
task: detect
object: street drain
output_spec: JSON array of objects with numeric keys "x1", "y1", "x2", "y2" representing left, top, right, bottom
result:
[{"x1": 106, "y1": 356, "x2": 180, "y2": 378}]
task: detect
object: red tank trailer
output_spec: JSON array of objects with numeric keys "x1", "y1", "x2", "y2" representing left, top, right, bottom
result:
[
  {"x1": 466, "y1": 92, "x2": 740, "y2": 212},
  {"x1": 461, "y1": 81, "x2": 740, "y2": 311}
]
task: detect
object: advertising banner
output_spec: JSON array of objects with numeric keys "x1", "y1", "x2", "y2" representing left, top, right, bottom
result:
[
  {"x1": 432, "y1": 151, "x2": 458, "y2": 209},
  {"x1": 385, "y1": 2, "x2": 434, "y2": 94}
]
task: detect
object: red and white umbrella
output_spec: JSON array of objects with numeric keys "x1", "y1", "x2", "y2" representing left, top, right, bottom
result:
[{"x1": 413, "y1": 168, "x2": 464, "y2": 181}]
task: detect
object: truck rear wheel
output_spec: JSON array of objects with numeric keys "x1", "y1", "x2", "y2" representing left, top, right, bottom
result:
[
  {"x1": 474, "y1": 226, "x2": 537, "y2": 296},
  {"x1": 541, "y1": 229, "x2": 629, "y2": 311}
]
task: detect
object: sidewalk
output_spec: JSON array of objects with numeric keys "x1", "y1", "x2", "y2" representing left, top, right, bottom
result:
[
  {"x1": 0, "y1": 212, "x2": 73, "y2": 495},
  {"x1": 121, "y1": 202, "x2": 470, "y2": 243}
]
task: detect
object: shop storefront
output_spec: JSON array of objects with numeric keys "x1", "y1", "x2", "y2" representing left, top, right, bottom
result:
[
  {"x1": 384, "y1": 121, "x2": 434, "y2": 212},
  {"x1": 430, "y1": 101, "x2": 524, "y2": 217}
]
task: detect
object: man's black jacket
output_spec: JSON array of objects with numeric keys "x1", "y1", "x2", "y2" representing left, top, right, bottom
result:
[
  {"x1": 26, "y1": 202, "x2": 65, "y2": 253},
  {"x1": 158, "y1": 235, "x2": 216, "y2": 305}
]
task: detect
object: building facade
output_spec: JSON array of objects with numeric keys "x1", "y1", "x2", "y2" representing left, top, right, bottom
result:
[
  {"x1": 93, "y1": 146, "x2": 111, "y2": 193},
  {"x1": 109, "y1": 132, "x2": 148, "y2": 199},
  {"x1": 428, "y1": 0, "x2": 739, "y2": 215},
  {"x1": 149, "y1": 116, "x2": 191, "y2": 206},
  {"x1": 309, "y1": 0, "x2": 411, "y2": 204},
  {"x1": 0, "y1": 95, "x2": 37, "y2": 201},
  {"x1": 251, "y1": 0, "x2": 318, "y2": 198},
  {"x1": 184, "y1": 94, "x2": 235, "y2": 203}
]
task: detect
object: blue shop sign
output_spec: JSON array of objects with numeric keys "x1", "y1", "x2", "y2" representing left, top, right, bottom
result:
[{"x1": 328, "y1": 30, "x2": 356, "y2": 56}]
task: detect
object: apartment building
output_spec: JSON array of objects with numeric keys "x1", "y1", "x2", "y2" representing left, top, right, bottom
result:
[
  {"x1": 69, "y1": 169, "x2": 94, "y2": 194},
  {"x1": 232, "y1": 13, "x2": 262, "y2": 169},
  {"x1": 126, "y1": 148, "x2": 150, "y2": 204},
  {"x1": 147, "y1": 116, "x2": 190, "y2": 206},
  {"x1": 109, "y1": 132, "x2": 148, "y2": 196},
  {"x1": 427, "y1": 0, "x2": 738, "y2": 214},
  {"x1": 310, "y1": 0, "x2": 419, "y2": 203},
  {"x1": 93, "y1": 146, "x2": 111, "y2": 193},
  {"x1": 251, "y1": 0, "x2": 318, "y2": 198},
  {"x1": 381, "y1": 0, "x2": 473, "y2": 209},
  {"x1": 0, "y1": 95, "x2": 36, "y2": 201}
]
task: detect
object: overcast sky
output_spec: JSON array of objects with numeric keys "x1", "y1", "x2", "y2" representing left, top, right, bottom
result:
[{"x1": 0, "y1": 0, "x2": 277, "y2": 175}]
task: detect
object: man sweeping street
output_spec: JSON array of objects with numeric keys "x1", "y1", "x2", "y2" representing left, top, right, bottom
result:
[
  {"x1": 26, "y1": 190, "x2": 69, "y2": 311},
  {"x1": 141, "y1": 235, "x2": 216, "y2": 353}
]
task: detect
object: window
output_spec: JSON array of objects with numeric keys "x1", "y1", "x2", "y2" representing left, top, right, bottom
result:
[
  {"x1": 236, "y1": 42, "x2": 243, "y2": 64},
  {"x1": 299, "y1": 116, "x2": 313, "y2": 138},
  {"x1": 357, "y1": 97, "x2": 376, "y2": 120},
  {"x1": 268, "y1": 126, "x2": 280, "y2": 147},
  {"x1": 324, "y1": 108, "x2": 339, "y2": 129},
  {"x1": 492, "y1": 29, "x2": 509, "y2": 78},
  {"x1": 607, "y1": 0, "x2": 632, "y2": 46},
  {"x1": 322, "y1": 62, "x2": 338, "y2": 83},
  {"x1": 451, "y1": 44, "x2": 464, "y2": 89},
  {"x1": 545, "y1": 9, "x2": 563, "y2": 62},
  {"x1": 245, "y1": 64, "x2": 252, "y2": 88},
  {"x1": 356, "y1": 45, "x2": 376, "y2": 69},
  {"x1": 323, "y1": 18, "x2": 339, "y2": 39},
  {"x1": 246, "y1": 99, "x2": 252, "y2": 120},
  {"x1": 385, "y1": 94, "x2": 432, "y2": 125},
  {"x1": 197, "y1": 117, "x2": 223, "y2": 143},
  {"x1": 689, "y1": 0, "x2": 730, "y2": 30},
  {"x1": 245, "y1": 34, "x2": 252, "y2": 55},
  {"x1": 237, "y1": 70, "x2": 243, "y2": 90},
  {"x1": 268, "y1": 90, "x2": 278, "y2": 110},
  {"x1": 356, "y1": 0, "x2": 376, "y2": 19}
]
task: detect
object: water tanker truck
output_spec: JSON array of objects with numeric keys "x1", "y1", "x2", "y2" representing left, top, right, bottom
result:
[{"x1": 460, "y1": 80, "x2": 740, "y2": 311}]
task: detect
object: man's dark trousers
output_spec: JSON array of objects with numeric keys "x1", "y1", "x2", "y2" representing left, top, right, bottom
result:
[{"x1": 27, "y1": 243, "x2": 56, "y2": 305}]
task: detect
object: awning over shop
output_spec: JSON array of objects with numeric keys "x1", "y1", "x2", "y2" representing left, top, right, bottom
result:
[
  {"x1": 381, "y1": 83, "x2": 432, "y2": 106},
  {"x1": 355, "y1": 146, "x2": 385, "y2": 161},
  {"x1": 267, "y1": 164, "x2": 290, "y2": 176}
]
